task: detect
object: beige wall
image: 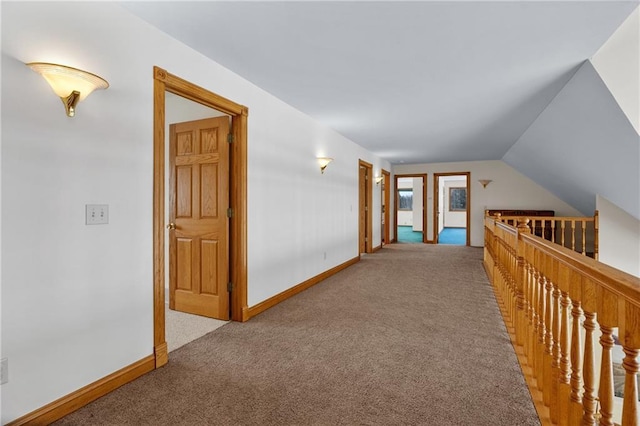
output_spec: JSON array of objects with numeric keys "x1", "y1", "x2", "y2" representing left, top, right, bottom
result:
[{"x1": 393, "y1": 160, "x2": 582, "y2": 246}]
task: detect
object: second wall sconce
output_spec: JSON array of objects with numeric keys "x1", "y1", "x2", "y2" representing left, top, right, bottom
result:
[
  {"x1": 27, "y1": 62, "x2": 109, "y2": 117},
  {"x1": 317, "y1": 157, "x2": 333, "y2": 174},
  {"x1": 478, "y1": 179, "x2": 493, "y2": 188},
  {"x1": 375, "y1": 176, "x2": 384, "y2": 185}
]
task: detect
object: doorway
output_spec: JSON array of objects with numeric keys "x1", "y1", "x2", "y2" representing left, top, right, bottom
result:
[
  {"x1": 359, "y1": 160, "x2": 373, "y2": 254},
  {"x1": 381, "y1": 169, "x2": 390, "y2": 245},
  {"x1": 164, "y1": 96, "x2": 230, "y2": 352},
  {"x1": 434, "y1": 172, "x2": 470, "y2": 246},
  {"x1": 153, "y1": 67, "x2": 248, "y2": 368},
  {"x1": 394, "y1": 174, "x2": 427, "y2": 243}
]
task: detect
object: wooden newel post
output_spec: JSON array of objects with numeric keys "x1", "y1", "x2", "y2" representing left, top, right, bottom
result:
[{"x1": 515, "y1": 218, "x2": 530, "y2": 347}]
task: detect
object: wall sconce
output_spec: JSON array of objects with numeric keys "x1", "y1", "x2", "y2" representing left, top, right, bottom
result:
[
  {"x1": 478, "y1": 179, "x2": 493, "y2": 188},
  {"x1": 375, "y1": 176, "x2": 384, "y2": 185},
  {"x1": 317, "y1": 157, "x2": 333, "y2": 174},
  {"x1": 27, "y1": 62, "x2": 109, "y2": 117}
]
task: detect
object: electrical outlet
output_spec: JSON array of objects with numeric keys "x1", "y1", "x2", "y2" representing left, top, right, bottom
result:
[
  {"x1": 86, "y1": 204, "x2": 109, "y2": 225},
  {"x1": 1, "y1": 357, "x2": 8, "y2": 385}
]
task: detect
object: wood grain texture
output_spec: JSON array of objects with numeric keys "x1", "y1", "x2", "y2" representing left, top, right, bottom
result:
[
  {"x1": 484, "y1": 214, "x2": 640, "y2": 425},
  {"x1": 7, "y1": 356, "x2": 155, "y2": 426},
  {"x1": 382, "y1": 169, "x2": 391, "y2": 245},
  {"x1": 154, "y1": 66, "x2": 248, "y2": 339},
  {"x1": 247, "y1": 257, "x2": 360, "y2": 320},
  {"x1": 153, "y1": 70, "x2": 167, "y2": 364}
]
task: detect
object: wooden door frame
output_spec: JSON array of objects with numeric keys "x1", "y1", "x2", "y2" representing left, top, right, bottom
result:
[
  {"x1": 153, "y1": 66, "x2": 248, "y2": 368},
  {"x1": 394, "y1": 174, "x2": 427, "y2": 243},
  {"x1": 433, "y1": 172, "x2": 471, "y2": 246},
  {"x1": 382, "y1": 169, "x2": 391, "y2": 245},
  {"x1": 359, "y1": 160, "x2": 373, "y2": 254}
]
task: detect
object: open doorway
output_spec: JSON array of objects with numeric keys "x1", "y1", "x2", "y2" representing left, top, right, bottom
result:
[
  {"x1": 153, "y1": 67, "x2": 248, "y2": 368},
  {"x1": 164, "y1": 93, "x2": 229, "y2": 353},
  {"x1": 394, "y1": 174, "x2": 427, "y2": 243},
  {"x1": 381, "y1": 169, "x2": 390, "y2": 245},
  {"x1": 434, "y1": 172, "x2": 470, "y2": 246}
]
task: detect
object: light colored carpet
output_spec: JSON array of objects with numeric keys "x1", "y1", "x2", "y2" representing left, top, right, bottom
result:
[
  {"x1": 55, "y1": 244, "x2": 539, "y2": 425},
  {"x1": 165, "y1": 303, "x2": 228, "y2": 352}
]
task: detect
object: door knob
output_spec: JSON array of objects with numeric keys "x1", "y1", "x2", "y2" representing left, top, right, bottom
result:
[{"x1": 166, "y1": 223, "x2": 176, "y2": 230}]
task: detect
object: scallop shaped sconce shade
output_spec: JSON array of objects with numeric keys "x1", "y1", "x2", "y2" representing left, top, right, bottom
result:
[{"x1": 27, "y1": 62, "x2": 109, "y2": 117}]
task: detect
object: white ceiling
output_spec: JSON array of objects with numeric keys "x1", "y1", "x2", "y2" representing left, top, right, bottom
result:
[{"x1": 122, "y1": 1, "x2": 637, "y2": 164}]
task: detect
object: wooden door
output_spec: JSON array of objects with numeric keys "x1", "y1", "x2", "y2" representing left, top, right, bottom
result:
[
  {"x1": 169, "y1": 116, "x2": 230, "y2": 320},
  {"x1": 359, "y1": 166, "x2": 366, "y2": 253}
]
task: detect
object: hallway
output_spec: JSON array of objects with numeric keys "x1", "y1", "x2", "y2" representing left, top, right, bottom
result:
[{"x1": 55, "y1": 244, "x2": 538, "y2": 425}]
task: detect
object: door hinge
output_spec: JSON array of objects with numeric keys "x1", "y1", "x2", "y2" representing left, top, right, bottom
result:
[
  {"x1": 227, "y1": 208, "x2": 234, "y2": 218},
  {"x1": 228, "y1": 282, "x2": 233, "y2": 292},
  {"x1": 227, "y1": 134, "x2": 234, "y2": 144}
]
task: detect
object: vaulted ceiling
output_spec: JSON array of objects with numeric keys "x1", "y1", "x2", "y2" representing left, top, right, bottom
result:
[{"x1": 122, "y1": 1, "x2": 637, "y2": 165}]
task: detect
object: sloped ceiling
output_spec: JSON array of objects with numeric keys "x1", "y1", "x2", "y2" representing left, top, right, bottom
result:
[
  {"x1": 121, "y1": 1, "x2": 636, "y2": 164},
  {"x1": 503, "y1": 61, "x2": 639, "y2": 219}
]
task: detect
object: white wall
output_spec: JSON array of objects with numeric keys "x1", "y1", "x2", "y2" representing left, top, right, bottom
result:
[
  {"x1": 592, "y1": 8, "x2": 640, "y2": 134},
  {"x1": 503, "y1": 60, "x2": 639, "y2": 220},
  {"x1": 0, "y1": 3, "x2": 389, "y2": 423},
  {"x1": 412, "y1": 178, "x2": 423, "y2": 232},
  {"x1": 397, "y1": 178, "x2": 413, "y2": 226},
  {"x1": 393, "y1": 160, "x2": 582, "y2": 246},
  {"x1": 443, "y1": 179, "x2": 467, "y2": 228},
  {"x1": 597, "y1": 194, "x2": 640, "y2": 278}
]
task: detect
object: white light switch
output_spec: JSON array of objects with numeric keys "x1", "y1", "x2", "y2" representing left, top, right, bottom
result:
[{"x1": 86, "y1": 204, "x2": 109, "y2": 225}]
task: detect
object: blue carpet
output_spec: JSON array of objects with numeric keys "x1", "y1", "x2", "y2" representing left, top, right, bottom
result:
[
  {"x1": 438, "y1": 227, "x2": 466, "y2": 245},
  {"x1": 397, "y1": 226, "x2": 423, "y2": 243}
]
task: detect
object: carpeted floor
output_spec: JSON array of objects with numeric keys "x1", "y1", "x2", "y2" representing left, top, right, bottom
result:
[
  {"x1": 55, "y1": 245, "x2": 539, "y2": 426},
  {"x1": 438, "y1": 227, "x2": 467, "y2": 245},
  {"x1": 165, "y1": 303, "x2": 228, "y2": 353},
  {"x1": 397, "y1": 225, "x2": 423, "y2": 243}
]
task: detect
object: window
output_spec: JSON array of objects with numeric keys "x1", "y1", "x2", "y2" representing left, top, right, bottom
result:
[
  {"x1": 449, "y1": 187, "x2": 467, "y2": 211},
  {"x1": 398, "y1": 189, "x2": 413, "y2": 211}
]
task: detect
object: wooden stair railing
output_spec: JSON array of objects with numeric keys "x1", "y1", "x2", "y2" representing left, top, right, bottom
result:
[
  {"x1": 484, "y1": 215, "x2": 640, "y2": 426},
  {"x1": 488, "y1": 210, "x2": 599, "y2": 259}
]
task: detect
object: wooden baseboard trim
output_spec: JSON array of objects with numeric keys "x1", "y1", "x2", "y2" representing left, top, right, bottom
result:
[
  {"x1": 8, "y1": 355, "x2": 156, "y2": 426},
  {"x1": 154, "y1": 341, "x2": 168, "y2": 368},
  {"x1": 372, "y1": 244, "x2": 382, "y2": 252},
  {"x1": 247, "y1": 256, "x2": 360, "y2": 320}
]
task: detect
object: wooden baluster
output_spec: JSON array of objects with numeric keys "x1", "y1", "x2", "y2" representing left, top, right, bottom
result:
[
  {"x1": 558, "y1": 292, "x2": 571, "y2": 426},
  {"x1": 537, "y1": 269, "x2": 547, "y2": 391},
  {"x1": 571, "y1": 220, "x2": 576, "y2": 252},
  {"x1": 551, "y1": 219, "x2": 556, "y2": 243},
  {"x1": 621, "y1": 346, "x2": 640, "y2": 425},
  {"x1": 593, "y1": 211, "x2": 599, "y2": 261},
  {"x1": 569, "y1": 300, "x2": 584, "y2": 424},
  {"x1": 532, "y1": 265, "x2": 540, "y2": 372},
  {"x1": 598, "y1": 326, "x2": 615, "y2": 426},
  {"x1": 516, "y1": 219, "x2": 530, "y2": 347},
  {"x1": 561, "y1": 220, "x2": 566, "y2": 247},
  {"x1": 543, "y1": 278, "x2": 555, "y2": 406},
  {"x1": 527, "y1": 261, "x2": 536, "y2": 365},
  {"x1": 582, "y1": 311, "x2": 597, "y2": 426},
  {"x1": 581, "y1": 220, "x2": 587, "y2": 256},
  {"x1": 550, "y1": 285, "x2": 562, "y2": 423}
]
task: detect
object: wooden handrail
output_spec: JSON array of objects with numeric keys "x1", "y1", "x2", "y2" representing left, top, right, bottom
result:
[
  {"x1": 487, "y1": 210, "x2": 599, "y2": 260},
  {"x1": 484, "y1": 215, "x2": 640, "y2": 426}
]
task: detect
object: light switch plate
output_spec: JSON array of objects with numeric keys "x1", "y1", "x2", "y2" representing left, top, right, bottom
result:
[{"x1": 86, "y1": 204, "x2": 109, "y2": 225}]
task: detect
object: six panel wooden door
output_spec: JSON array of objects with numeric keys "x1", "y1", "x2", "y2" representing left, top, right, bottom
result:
[{"x1": 169, "y1": 116, "x2": 230, "y2": 320}]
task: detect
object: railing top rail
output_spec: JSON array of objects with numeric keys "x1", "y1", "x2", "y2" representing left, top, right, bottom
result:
[
  {"x1": 519, "y1": 226, "x2": 640, "y2": 306},
  {"x1": 494, "y1": 215, "x2": 594, "y2": 222},
  {"x1": 494, "y1": 219, "x2": 517, "y2": 235}
]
